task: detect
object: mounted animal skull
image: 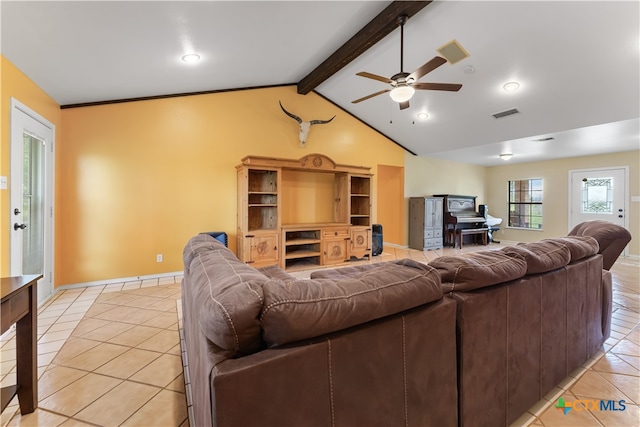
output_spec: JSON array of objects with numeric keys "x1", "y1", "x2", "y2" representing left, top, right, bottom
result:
[{"x1": 279, "y1": 101, "x2": 335, "y2": 147}]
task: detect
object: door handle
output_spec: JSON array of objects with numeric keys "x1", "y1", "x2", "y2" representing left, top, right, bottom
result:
[{"x1": 14, "y1": 223, "x2": 27, "y2": 230}]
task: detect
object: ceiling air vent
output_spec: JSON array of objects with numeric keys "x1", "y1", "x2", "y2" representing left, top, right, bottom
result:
[
  {"x1": 437, "y1": 39, "x2": 470, "y2": 64},
  {"x1": 532, "y1": 137, "x2": 555, "y2": 142},
  {"x1": 491, "y1": 108, "x2": 520, "y2": 119}
]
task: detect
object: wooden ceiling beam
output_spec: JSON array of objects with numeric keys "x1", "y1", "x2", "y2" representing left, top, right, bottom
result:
[{"x1": 297, "y1": 1, "x2": 432, "y2": 95}]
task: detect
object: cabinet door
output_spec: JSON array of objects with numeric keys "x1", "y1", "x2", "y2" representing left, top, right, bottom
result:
[
  {"x1": 245, "y1": 234, "x2": 279, "y2": 267},
  {"x1": 408, "y1": 198, "x2": 426, "y2": 251},
  {"x1": 425, "y1": 198, "x2": 435, "y2": 228},
  {"x1": 433, "y1": 198, "x2": 444, "y2": 228},
  {"x1": 350, "y1": 228, "x2": 371, "y2": 259},
  {"x1": 322, "y1": 239, "x2": 349, "y2": 265}
]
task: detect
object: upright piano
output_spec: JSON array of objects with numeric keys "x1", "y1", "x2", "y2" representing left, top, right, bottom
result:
[{"x1": 433, "y1": 194, "x2": 487, "y2": 248}]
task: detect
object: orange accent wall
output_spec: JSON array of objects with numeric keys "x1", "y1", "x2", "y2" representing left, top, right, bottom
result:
[
  {"x1": 377, "y1": 165, "x2": 404, "y2": 245},
  {"x1": 58, "y1": 87, "x2": 405, "y2": 285},
  {"x1": 0, "y1": 55, "x2": 61, "y2": 276}
]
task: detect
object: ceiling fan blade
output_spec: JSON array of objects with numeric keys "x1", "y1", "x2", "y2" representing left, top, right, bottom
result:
[
  {"x1": 399, "y1": 100, "x2": 410, "y2": 110},
  {"x1": 413, "y1": 82, "x2": 462, "y2": 92},
  {"x1": 356, "y1": 71, "x2": 393, "y2": 84},
  {"x1": 408, "y1": 56, "x2": 447, "y2": 82},
  {"x1": 352, "y1": 89, "x2": 390, "y2": 104}
]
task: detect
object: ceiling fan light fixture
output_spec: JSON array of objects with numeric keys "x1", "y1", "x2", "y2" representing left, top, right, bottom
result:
[
  {"x1": 389, "y1": 84, "x2": 415, "y2": 103},
  {"x1": 500, "y1": 153, "x2": 513, "y2": 161}
]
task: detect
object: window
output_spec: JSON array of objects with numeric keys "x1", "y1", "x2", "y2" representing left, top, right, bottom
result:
[{"x1": 509, "y1": 179, "x2": 543, "y2": 229}]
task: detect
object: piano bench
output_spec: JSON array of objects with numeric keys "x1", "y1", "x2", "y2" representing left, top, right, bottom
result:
[{"x1": 456, "y1": 228, "x2": 489, "y2": 249}]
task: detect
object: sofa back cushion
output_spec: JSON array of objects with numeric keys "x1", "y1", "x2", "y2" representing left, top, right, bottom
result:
[
  {"x1": 569, "y1": 220, "x2": 631, "y2": 270},
  {"x1": 501, "y1": 239, "x2": 571, "y2": 275},
  {"x1": 430, "y1": 251, "x2": 527, "y2": 293},
  {"x1": 183, "y1": 234, "x2": 267, "y2": 357},
  {"x1": 556, "y1": 236, "x2": 599, "y2": 262},
  {"x1": 260, "y1": 259, "x2": 442, "y2": 346}
]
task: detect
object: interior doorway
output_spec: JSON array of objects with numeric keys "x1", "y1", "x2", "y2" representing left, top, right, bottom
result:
[
  {"x1": 10, "y1": 98, "x2": 55, "y2": 304},
  {"x1": 376, "y1": 165, "x2": 404, "y2": 246}
]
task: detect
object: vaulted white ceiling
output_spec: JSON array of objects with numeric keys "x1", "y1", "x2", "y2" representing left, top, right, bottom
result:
[{"x1": 2, "y1": 1, "x2": 638, "y2": 166}]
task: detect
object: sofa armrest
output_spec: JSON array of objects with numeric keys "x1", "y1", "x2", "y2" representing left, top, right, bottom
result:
[{"x1": 568, "y1": 220, "x2": 631, "y2": 270}]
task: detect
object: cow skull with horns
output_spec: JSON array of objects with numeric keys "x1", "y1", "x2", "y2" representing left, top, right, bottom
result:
[{"x1": 279, "y1": 101, "x2": 335, "y2": 147}]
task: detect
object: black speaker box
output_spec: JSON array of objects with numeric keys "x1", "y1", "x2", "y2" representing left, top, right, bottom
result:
[
  {"x1": 372, "y1": 224, "x2": 383, "y2": 256},
  {"x1": 478, "y1": 204, "x2": 488, "y2": 219}
]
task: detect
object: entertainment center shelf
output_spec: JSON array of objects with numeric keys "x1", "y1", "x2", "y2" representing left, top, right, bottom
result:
[{"x1": 237, "y1": 154, "x2": 373, "y2": 269}]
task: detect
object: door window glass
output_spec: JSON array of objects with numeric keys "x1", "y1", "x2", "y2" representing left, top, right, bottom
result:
[
  {"x1": 22, "y1": 133, "x2": 45, "y2": 275},
  {"x1": 581, "y1": 177, "x2": 613, "y2": 214}
]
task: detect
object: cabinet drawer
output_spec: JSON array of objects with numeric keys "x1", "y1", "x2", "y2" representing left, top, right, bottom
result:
[
  {"x1": 424, "y1": 238, "x2": 443, "y2": 248},
  {"x1": 424, "y1": 229, "x2": 434, "y2": 238},
  {"x1": 322, "y1": 228, "x2": 350, "y2": 238},
  {"x1": 1, "y1": 288, "x2": 29, "y2": 332},
  {"x1": 434, "y1": 229, "x2": 443, "y2": 238}
]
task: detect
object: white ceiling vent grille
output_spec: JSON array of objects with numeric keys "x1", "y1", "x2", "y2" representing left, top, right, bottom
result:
[
  {"x1": 492, "y1": 108, "x2": 520, "y2": 119},
  {"x1": 532, "y1": 137, "x2": 555, "y2": 142}
]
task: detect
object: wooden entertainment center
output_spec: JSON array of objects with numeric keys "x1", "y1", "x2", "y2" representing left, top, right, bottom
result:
[{"x1": 237, "y1": 154, "x2": 373, "y2": 270}]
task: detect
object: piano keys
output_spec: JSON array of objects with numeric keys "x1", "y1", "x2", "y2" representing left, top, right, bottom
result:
[{"x1": 433, "y1": 194, "x2": 488, "y2": 248}]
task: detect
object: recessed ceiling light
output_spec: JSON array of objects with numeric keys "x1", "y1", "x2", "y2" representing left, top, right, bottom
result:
[
  {"x1": 181, "y1": 53, "x2": 201, "y2": 63},
  {"x1": 500, "y1": 153, "x2": 513, "y2": 161},
  {"x1": 417, "y1": 112, "x2": 429, "y2": 120},
  {"x1": 503, "y1": 81, "x2": 520, "y2": 92}
]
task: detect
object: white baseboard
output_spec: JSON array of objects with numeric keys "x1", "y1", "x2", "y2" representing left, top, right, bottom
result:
[
  {"x1": 383, "y1": 242, "x2": 408, "y2": 249},
  {"x1": 57, "y1": 271, "x2": 184, "y2": 291}
]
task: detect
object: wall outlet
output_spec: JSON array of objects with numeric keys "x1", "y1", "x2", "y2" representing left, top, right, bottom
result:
[{"x1": 156, "y1": 253, "x2": 163, "y2": 263}]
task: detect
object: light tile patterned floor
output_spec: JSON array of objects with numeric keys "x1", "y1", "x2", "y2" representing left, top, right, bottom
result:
[
  {"x1": 524, "y1": 257, "x2": 640, "y2": 427},
  {"x1": 0, "y1": 245, "x2": 638, "y2": 426},
  {"x1": 1, "y1": 277, "x2": 188, "y2": 427}
]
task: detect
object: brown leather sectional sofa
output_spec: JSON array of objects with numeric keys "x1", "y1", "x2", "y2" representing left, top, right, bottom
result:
[{"x1": 181, "y1": 220, "x2": 631, "y2": 427}]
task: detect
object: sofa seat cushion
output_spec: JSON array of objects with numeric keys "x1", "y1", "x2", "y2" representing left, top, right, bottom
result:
[
  {"x1": 184, "y1": 234, "x2": 267, "y2": 357},
  {"x1": 431, "y1": 251, "x2": 527, "y2": 293},
  {"x1": 309, "y1": 262, "x2": 401, "y2": 279},
  {"x1": 257, "y1": 265, "x2": 297, "y2": 282},
  {"x1": 501, "y1": 240, "x2": 571, "y2": 275},
  {"x1": 260, "y1": 259, "x2": 442, "y2": 346}
]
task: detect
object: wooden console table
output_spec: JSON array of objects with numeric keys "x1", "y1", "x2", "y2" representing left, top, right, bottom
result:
[{"x1": 1, "y1": 275, "x2": 40, "y2": 414}]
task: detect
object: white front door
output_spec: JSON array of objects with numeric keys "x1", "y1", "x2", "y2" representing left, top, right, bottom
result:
[
  {"x1": 569, "y1": 167, "x2": 628, "y2": 232},
  {"x1": 10, "y1": 99, "x2": 55, "y2": 304}
]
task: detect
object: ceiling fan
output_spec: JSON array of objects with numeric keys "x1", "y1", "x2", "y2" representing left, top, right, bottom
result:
[{"x1": 352, "y1": 15, "x2": 462, "y2": 110}]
